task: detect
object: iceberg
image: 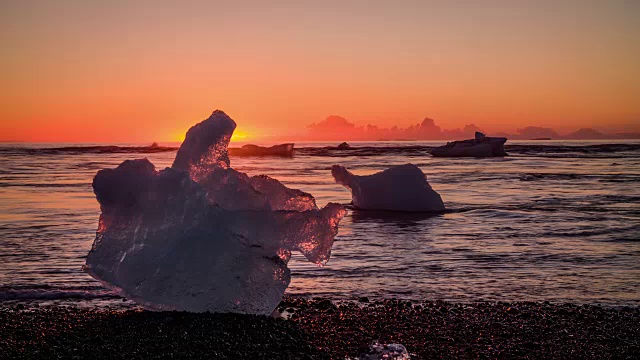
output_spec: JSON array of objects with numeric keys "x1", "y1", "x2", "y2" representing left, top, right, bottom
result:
[
  {"x1": 430, "y1": 131, "x2": 507, "y2": 157},
  {"x1": 332, "y1": 164, "x2": 445, "y2": 212},
  {"x1": 85, "y1": 110, "x2": 346, "y2": 315},
  {"x1": 229, "y1": 143, "x2": 294, "y2": 157}
]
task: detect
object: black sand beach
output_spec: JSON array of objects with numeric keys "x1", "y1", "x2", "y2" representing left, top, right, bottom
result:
[{"x1": 2, "y1": 297, "x2": 639, "y2": 359}]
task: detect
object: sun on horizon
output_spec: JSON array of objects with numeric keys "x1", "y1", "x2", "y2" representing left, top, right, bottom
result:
[{"x1": 172, "y1": 128, "x2": 250, "y2": 144}]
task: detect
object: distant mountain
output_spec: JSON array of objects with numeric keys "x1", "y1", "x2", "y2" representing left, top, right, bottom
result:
[
  {"x1": 560, "y1": 128, "x2": 640, "y2": 140},
  {"x1": 563, "y1": 128, "x2": 607, "y2": 140}
]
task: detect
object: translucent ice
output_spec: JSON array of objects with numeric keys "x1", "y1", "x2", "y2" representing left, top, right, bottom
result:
[
  {"x1": 332, "y1": 163, "x2": 445, "y2": 212},
  {"x1": 85, "y1": 110, "x2": 346, "y2": 315},
  {"x1": 356, "y1": 341, "x2": 410, "y2": 360}
]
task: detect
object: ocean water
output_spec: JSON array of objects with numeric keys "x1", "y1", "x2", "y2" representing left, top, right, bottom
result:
[{"x1": 1, "y1": 141, "x2": 639, "y2": 307}]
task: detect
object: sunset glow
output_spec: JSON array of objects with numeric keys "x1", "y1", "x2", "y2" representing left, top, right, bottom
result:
[
  {"x1": 1, "y1": 1, "x2": 639, "y2": 142},
  {"x1": 230, "y1": 130, "x2": 249, "y2": 142},
  {"x1": 1, "y1": 2, "x2": 640, "y2": 356}
]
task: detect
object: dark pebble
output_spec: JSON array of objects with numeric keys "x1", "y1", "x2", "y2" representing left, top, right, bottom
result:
[
  {"x1": 1, "y1": 298, "x2": 638, "y2": 360},
  {"x1": 316, "y1": 299, "x2": 336, "y2": 310}
]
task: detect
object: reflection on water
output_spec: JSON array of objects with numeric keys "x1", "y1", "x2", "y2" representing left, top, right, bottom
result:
[
  {"x1": 0, "y1": 140, "x2": 639, "y2": 306},
  {"x1": 349, "y1": 208, "x2": 444, "y2": 225}
]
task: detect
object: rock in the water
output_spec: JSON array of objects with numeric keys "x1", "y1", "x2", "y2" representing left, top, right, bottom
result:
[
  {"x1": 85, "y1": 110, "x2": 346, "y2": 315},
  {"x1": 337, "y1": 142, "x2": 351, "y2": 150},
  {"x1": 331, "y1": 163, "x2": 445, "y2": 212},
  {"x1": 229, "y1": 143, "x2": 294, "y2": 157},
  {"x1": 431, "y1": 131, "x2": 507, "y2": 157}
]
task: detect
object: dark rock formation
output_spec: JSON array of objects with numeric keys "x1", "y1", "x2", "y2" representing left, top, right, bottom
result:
[{"x1": 337, "y1": 142, "x2": 350, "y2": 150}]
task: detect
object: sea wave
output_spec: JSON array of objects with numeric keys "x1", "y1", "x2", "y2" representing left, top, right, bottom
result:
[
  {"x1": 298, "y1": 143, "x2": 640, "y2": 158},
  {"x1": 0, "y1": 182, "x2": 90, "y2": 188},
  {"x1": 0, "y1": 145, "x2": 178, "y2": 155},
  {"x1": 297, "y1": 146, "x2": 434, "y2": 157},
  {"x1": 0, "y1": 285, "x2": 119, "y2": 301},
  {"x1": 506, "y1": 143, "x2": 640, "y2": 155},
  {"x1": 1, "y1": 143, "x2": 639, "y2": 158}
]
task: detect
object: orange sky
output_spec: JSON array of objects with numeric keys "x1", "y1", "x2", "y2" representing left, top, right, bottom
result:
[{"x1": 1, "y1": 1, "x2": 639, "y2": 142}]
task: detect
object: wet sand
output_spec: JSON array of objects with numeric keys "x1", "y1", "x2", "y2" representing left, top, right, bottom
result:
[{"x1": 2, "y1": 297, "x2": 639, "y2": 359}]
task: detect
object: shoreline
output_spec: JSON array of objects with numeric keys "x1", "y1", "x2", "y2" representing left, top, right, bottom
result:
[{"x1": 2, "y1": 297, "x2": 639, "y2": 359}]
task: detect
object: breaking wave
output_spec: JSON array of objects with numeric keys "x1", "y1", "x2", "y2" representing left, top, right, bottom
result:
[{"x1": 3, "y1": 143, "x2": 639, "y2": 158}]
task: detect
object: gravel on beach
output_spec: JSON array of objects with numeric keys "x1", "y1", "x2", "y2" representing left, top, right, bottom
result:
[{"x1": 1, "y1": 297, "x2": 639, "y2": 359}]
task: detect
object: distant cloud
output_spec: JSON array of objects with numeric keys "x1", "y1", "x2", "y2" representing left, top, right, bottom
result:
[
  {"x1": 305, "y1": 115, "x2": 483, "y2": 140},
  {"x1": 301, "y1": 116, "x2": 640, "y2": 141},
  {"x1": 514, "y1": 127, "x2": 560, "y2": 140}
]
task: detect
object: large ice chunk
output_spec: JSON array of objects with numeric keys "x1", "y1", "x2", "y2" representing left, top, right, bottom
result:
[
  {"x1": 332, "y1": 163, "x2": 445, "y2": 212},
  {"x1": 229, "y1": 143, "x2": 294, "y2": 157},
  {"x1": 430, "y1": 131, "x2": 507, "y2": 157},
  {"x1": 172, "y1": 109, "x2": 236, "y2": 179},
  {"x1": 85, "y1": 110, "x2": 346, "y2": 315}
]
